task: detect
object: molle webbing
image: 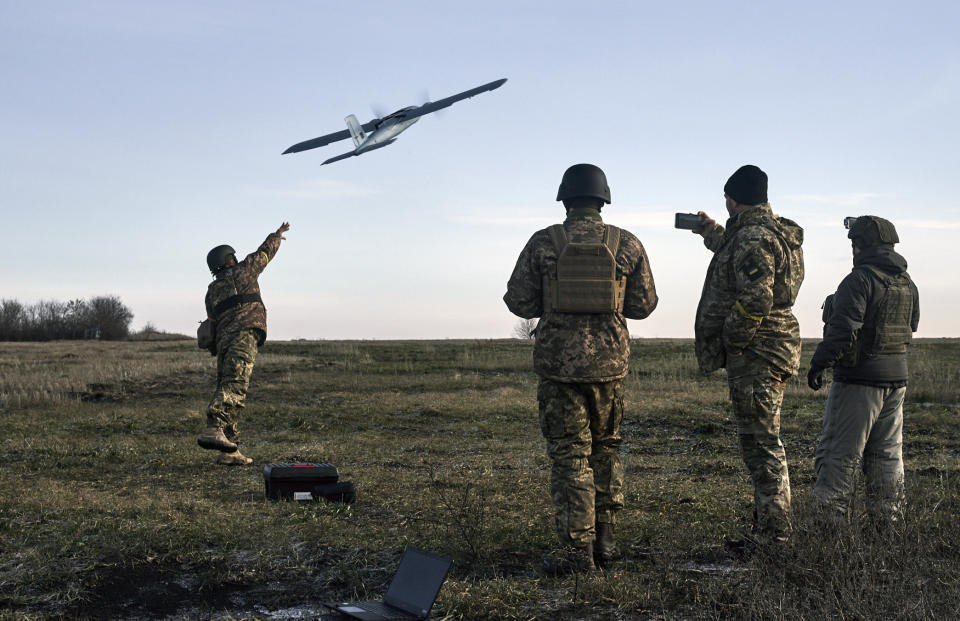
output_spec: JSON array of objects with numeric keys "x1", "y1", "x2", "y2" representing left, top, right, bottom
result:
[
  {"x1": 213, "y1": 293, "x2": 263, "y2": 319},
  {"x1": 542, "y1": 224, "x2": 626, "y2": 314},
  {"x1": 858, "y1": 265, "x2": 913, "y2": 356}
]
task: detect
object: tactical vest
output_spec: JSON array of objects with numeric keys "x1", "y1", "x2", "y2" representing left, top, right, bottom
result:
[
  {"x1": 542, "y1": 224, "x2": 626, "y2": 314},
  {"x1": 857, "y1": 264, "x2": 913, "y2": 356},
  {"x1": 821, "y1": 265, "x2": 913, "y2": 367}
]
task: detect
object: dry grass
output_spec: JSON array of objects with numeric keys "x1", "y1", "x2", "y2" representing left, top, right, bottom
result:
[{"x1": 0, "y1": 338, "x2": 957, "y2": 619}]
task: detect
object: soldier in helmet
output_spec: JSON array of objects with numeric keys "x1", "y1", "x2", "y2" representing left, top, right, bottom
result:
[
  {"x1": 692, "y1": 165, "x2": 804, "y2": 546},
  {"x1": 197, "y1": 222, "x2": 290, "y2": 466},
  {"x1": 806, "y1": 216, "x2": 919, "y2": 528},
  {"x1": 504, "y1": 164, "x2": 658, "y2": 574}
]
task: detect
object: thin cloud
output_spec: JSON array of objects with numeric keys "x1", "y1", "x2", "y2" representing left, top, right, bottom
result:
[
  {"x1": 897, "y1": 219, "x2": 960, "y2": 230},
  {"x1": 260, "y1": 180, "x2": 379, "y2": 200},
  {"x1": 448, "y1": 205, "x2": 676, "y2": 228},
  {"x1": 781, "y1": 193, "x2": 883, "y2": 207}
]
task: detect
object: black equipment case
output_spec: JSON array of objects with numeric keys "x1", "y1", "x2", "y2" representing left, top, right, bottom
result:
[{"x1": 263, "y1": 463, "x2": 356, "y2": 503}]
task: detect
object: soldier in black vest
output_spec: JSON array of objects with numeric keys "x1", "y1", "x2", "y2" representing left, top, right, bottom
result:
[
  {"x1": 504, "y1": 164, "x2": 658, "y2": 573},
  {"x1": 807, "y1": 216, "x2": 919, "y2": 526}
]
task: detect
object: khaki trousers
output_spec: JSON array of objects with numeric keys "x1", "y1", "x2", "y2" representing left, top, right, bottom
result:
[{"x1": 814, "y1": 382, "x2": 905, "y2": 521}]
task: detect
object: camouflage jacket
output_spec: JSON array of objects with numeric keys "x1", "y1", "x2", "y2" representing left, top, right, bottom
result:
[
  {"x1": 205, "y1": 231, "x2": 283, "y2": 347},
  {"x1": 504, "y1": 208, "x2": 658, "y2": 382},
  {"x1": 694, "y1": 203, "x2": 804, "y2": 376}
]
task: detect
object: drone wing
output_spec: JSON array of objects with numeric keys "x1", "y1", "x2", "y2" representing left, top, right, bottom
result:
[
  {"x1": 401, "y1": 78, "x2": 507, "y2": 121},
  {"x1": 282, "y1": 117, "x2": 381, "y2": 154}
]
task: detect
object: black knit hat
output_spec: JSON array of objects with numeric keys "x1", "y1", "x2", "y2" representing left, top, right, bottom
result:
[{"x1": 724, "y1": 165, "x2": 768, "y2": 206}]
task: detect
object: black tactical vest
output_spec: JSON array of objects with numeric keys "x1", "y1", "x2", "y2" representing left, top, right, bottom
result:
[{"x1": 857, "y1": 264, "x2": 914, "y2": 357}]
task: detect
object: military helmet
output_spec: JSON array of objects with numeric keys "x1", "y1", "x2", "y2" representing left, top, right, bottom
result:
[
  {"x1": 847, "y1": 216, "x2": 899, "y2": 248},
  {"x1": 206, "y1": 244, "x2": 236, "y2": 275},
  {"x1": 556, "y1": 163, "x2": 611, "y2": 204}
]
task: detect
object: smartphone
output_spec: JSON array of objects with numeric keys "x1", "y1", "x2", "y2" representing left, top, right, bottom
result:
[{"x1": 675, "y1": 212, "x2": 706, "y2": 232}]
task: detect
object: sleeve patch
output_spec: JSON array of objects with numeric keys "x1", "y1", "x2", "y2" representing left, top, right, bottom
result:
[{"x1": 740, "y1": 257, "x2": 763, "y2": 281}]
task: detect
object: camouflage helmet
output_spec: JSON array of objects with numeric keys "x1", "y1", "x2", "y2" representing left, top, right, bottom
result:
[
  {"x1": 206, "y1": 244, "x2": 236, "y2": 275},
  {"x1": 847, "y1": 216, "x2": 899, "y2": 248},
  {"x1": 556, "y1": 163, "x2": 611, "y2": 204}
]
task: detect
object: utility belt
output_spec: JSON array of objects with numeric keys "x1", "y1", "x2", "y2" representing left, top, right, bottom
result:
[
  {"x1": 197, "y1": 293, "x2": 263, "y2": 356},
  {"x1": 213, "y1": 293, "x2": 263, "y2": 318}
]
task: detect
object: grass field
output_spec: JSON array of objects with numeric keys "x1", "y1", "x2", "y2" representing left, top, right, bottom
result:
[{"x1": 1, "y1": 338, "x2": 958, "y2": 619}]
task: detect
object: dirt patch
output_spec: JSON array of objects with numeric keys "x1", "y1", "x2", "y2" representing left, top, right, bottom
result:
[{"x1": 65, "y1": 564, "x2": 341, "y2": 620}]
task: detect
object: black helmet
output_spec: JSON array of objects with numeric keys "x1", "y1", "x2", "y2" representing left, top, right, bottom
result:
[
  {"x1": 556, "y1": 163, "x2": 611, "y2": 204},
  {"x1": 847, "y1": 216, "x2": 899, "y2": 248},
  {"x1": 206, "y1": 244, "x2": 236, "y2": 275}
]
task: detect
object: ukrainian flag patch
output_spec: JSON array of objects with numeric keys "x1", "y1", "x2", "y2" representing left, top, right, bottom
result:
[{"x1": 740, "y1": 257, "x2": 762, "y2": 281}]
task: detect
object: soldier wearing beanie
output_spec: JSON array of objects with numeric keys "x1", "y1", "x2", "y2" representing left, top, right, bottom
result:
[
  {"x1": 691, "y1": 165, "x2": 805, "y2": 546},
  {"x1": 806, "y1": 216, "x2": 919, "y2": 529}
]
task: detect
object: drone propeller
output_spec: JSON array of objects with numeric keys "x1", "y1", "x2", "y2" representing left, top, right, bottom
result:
[{"x1": 370, "y1": 103, "x2": 388, "y2": 120}]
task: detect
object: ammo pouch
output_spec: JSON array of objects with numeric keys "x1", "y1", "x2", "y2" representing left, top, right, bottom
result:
[
  {"x1": 197, "y1": 319, "x2": 217, "y2": 356},
  {"x1": 197, "y1": 293, "x2": 264, "y2": 357},
  {"x1": 542, "y1": 224, "x2": 626, "y2": 314}
]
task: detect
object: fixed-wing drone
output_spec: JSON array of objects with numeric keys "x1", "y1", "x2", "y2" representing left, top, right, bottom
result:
[{"x1": 282, "y1": 78, "x2": 507, "y2": 165}]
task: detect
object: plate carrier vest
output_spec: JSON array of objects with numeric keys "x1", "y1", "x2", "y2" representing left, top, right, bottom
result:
[
  {"x1": 542, "y1": 223, "x2": 626, "y2": 314},
  {"x1": 821, "y1": 264, "x2": 913, "y2": 366},
  {"x1": 857, "y1": 264, "x2": 913, "y2": 356}
]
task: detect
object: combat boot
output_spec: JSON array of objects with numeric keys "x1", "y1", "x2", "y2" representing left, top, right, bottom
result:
[
  {"x1": 197, "y1": 427, "x2": 238, "y2": 452},
  {"x1": 594, "y1": 522, "x2": 619, "y2": 567},
  {"x1": 543, "y1": 544, "x2": 596, "y2": 576},
  {"x1": 216, "y1": 450, "x2": 253, "y2": 466}
]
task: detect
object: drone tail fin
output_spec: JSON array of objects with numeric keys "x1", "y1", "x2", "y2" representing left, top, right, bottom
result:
[
  {"x1": 345, "y1": 114, "x2": 366, "y2": 147},
  {"x1": 322, "y1": 139, "x2": 397, "y2": 166}
]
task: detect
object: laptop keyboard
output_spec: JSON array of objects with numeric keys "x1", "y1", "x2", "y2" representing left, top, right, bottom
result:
[{"x1": 359, "y1": 601, "x2": 411, "y2": 618}]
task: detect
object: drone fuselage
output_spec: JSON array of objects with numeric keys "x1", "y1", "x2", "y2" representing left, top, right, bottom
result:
[{"x1": 356, "y1": 108, "x2": 420, "y2": 154}]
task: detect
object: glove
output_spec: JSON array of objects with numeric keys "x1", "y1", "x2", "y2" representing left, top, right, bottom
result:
[{"x1": 807, "y1": 366, "x2": 825, "y2": 391}]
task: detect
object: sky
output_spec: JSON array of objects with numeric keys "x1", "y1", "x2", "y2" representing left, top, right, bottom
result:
[{"x1": 2, "y1": 1, "x2": 958, "y2": 339}]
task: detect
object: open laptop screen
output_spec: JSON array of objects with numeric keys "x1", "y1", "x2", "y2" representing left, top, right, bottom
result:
[{"x1": 382, "y1": 548, "x2": 453, "y2": 617}]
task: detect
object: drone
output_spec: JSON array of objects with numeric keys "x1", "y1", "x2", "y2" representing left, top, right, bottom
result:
[{"x1": 282, "y1": 78, "x2": 507, "y2": 165}]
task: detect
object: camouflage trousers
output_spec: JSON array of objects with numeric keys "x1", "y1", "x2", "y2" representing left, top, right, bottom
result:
[
  {"x1": 814, "y1": 382, "x2": 905, "y2": 524},
  {"x1": 538, "y1": 377, "x2": 625, "y2": 546},
  {"x1": 726, "y1": 354, "x2": 792, "y2": 540},
  {"x1": 206, "y1": 329, "x2": 259, "y2": 442}
]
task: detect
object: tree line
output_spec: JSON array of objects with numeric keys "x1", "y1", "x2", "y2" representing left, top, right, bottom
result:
[{"x1": 0, "y1": 296, "x2": 134, "y2": 341}]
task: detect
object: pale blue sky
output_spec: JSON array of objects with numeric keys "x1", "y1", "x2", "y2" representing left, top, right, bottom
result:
[{"x1": 2, "y1": 1, "x2": 958, "y2": 338}]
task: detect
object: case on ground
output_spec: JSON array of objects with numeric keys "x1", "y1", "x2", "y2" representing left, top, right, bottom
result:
[
  {"x1": 312, "y1": 481, "x2": 357, "y2": 504},
  {"x1": 263, "y1": 463, "x2": 340, "y2": 500}
]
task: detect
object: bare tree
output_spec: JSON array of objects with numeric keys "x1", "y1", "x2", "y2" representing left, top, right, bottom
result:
[
  {"x1": 88, "y1": 295, "x2": 134, "y2": 340},
  {"x1": 512, "y1": 318, "x2": 537, "y2": 339}
]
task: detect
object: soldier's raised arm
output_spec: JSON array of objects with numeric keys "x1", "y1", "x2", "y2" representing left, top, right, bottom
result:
[{"x1": 243, "y1": 222, "x2": 290, "y2": 275}]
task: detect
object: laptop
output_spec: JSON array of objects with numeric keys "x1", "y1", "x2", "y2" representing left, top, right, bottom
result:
[{"x1": 323, "y1": 547, "x2": 453, "y2": 620}]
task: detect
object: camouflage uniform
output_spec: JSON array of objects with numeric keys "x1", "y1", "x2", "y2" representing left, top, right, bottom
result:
[
  {"x1": 204, "y1": 231, "x2": 283, "y2": 440},
  {"x1": 505, "y1": 207, "x2": 658, "y2": 545},
  {"x1": 694, "y1": 203, "x2": 804, "y2": 540}
]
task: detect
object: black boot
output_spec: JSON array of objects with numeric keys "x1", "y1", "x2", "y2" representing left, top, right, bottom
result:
[
  {"x1": 595, "y1": 522, "x2": 619, "y2": 567},
  {"x1": 543, "y1": 544, "x2": 596, "y2": 576}
]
